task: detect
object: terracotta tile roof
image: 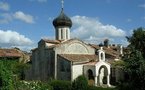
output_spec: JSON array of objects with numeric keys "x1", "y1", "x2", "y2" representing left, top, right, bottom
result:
[
  {"x1": 58, "y1": 54, "x2": 98, "y2": 62},
  {"x1": 59, "y1": 38, "x2": 83, "y2": 45},
  {"x1": 42, "y1": 39, "x2": 61, "y2": 44},
  {"x1": 89, "y1": 44, "x2": 119, "y2": 57},
  {"x1": 0, "y1": 49, "x2": 21, "y2": 58},
  {"x1": 83, "y1": 61, "x2": 98, "y2": 65},
  {"x1": 89, "y1": 44, "x2": 100, "y2": 50}
]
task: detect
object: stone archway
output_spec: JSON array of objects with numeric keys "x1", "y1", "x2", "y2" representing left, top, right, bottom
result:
[
  {"x1": 98, "y1": 66, "x2": 108, "y2": 86},
  {"x1": 98, "y1": 65, "x2": 110, "y2": 86}
]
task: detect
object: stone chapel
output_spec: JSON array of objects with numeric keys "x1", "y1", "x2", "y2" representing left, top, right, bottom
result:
[{"x1": 25, "y1": 3, "x2": 124, "y2": 87}]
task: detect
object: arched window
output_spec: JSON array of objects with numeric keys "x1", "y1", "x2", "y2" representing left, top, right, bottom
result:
[{"x1": 101, "y1": 53, "x2": 104, "y2": 60}]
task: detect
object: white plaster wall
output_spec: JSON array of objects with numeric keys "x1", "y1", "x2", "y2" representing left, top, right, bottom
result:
[
  {"x1": 56, "y1": 27, "x2": 70, "y2": 40},
  {"x1": 56, "y1": 39, "x2": 95, "y2": 55},
  {"x1": 66, "y1": 43, "x2": 88, "y2": 54},
  {"x1": 72, "y1": 64, "x2": 83, "y2": 80}
]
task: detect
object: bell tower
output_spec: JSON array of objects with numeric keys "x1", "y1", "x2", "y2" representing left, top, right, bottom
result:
[{"x1": 53, "y1": 0, "x2": 72, "y2": 41}]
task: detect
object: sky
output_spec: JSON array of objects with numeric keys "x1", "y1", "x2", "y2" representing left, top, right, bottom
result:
[{"x1": 0, "y1": 0, "x2": 145, "y2": 51}]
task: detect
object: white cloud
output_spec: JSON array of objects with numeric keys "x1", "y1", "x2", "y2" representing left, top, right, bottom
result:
[
  {"x1": 0, "y1": 2, "x2": 10, "y2": 11},
  {"x1": 71, "y1": 15, "x2": 126, "y2": 44},
  {"x1": 0, "y1": 11, "x2": 35, "y2": 24},
  {"x1": 13, "y1": 11, "x2": 35, "y2": 24},
  {"x1": 139, "y1": 4, "x2": 145, "y2": 8},
  {"x1": 0, "y1": 30, "x2": 33, "y2": 47}
]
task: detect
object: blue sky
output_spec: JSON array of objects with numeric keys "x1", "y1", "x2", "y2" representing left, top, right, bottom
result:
[{"x1": 0, "y1": 0, "x2": 145, "y2": 51}]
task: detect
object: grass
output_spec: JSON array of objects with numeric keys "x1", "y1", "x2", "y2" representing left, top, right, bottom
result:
[{"x1": 88, "y1": 86, "x2": 117, "y2": 90}]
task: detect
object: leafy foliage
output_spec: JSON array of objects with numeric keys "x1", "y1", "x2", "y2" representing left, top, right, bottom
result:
[
  {"x1": 0, "y1": 60, "x2": 16, "y2": 90},
  {"x1": 111, "y1": 60, "x2": 125, "y2": 68},
  {"x1": 16, "y1": 81, "x2": 53, "y2": 90},
  {"x1": 126, "y1": 27, "x2": 145, "y2": 58},
  {"x1": 122, "y1": 48, "x2": 145, "y2": 90},
  {"x1": 72, "y1": 75, "x2": 88, "y2": 90},
  {"x1": 14, "y1": 62, "x2": 30, "y2": 80},
  {"x1": 50, "y1": 80, "x2": 71, "y2": 90},
  {"x1": 118, "y1": 27, "x2": 145, "y2": 90},
  {"x1": 0, "y1": 59, "x2": 31, "y2": 90}
]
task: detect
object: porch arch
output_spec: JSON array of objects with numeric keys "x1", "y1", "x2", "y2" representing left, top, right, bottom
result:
[
  {"x1": 98, "y1": 65, "x2": 108, "y2": 85},
  {"x1": 95, "y1": 62, "x2": 111, "y2": 87}
]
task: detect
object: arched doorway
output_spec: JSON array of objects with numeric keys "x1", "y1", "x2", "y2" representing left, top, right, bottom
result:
[
  {"x1": 87, "y1": 69, "x2": 94, "y2": 86},
  {"x1": 88, "y1": 69, "x2": 94, "y2": 80}
]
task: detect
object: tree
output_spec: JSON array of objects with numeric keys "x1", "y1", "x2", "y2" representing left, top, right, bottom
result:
[
  {"x1": 119, "y1": 27, "x2": 145, "y2": 90},
  {"x1": 0, "y1": 59, "x2": 30, "y2": 90},
  {"x1": 0, "y1": 61, "x2": 15, "y2": 90},
  {"x1": 123, "y1": 47, "x2": 145, "y2": 90},
  {"x1": 126, "y1": 27, "x2": 145, "y2": 58}
]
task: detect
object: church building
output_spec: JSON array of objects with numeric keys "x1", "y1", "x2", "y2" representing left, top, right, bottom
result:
[{"x1": 25, "y1": 2, "x2": 124, "y2": 87}]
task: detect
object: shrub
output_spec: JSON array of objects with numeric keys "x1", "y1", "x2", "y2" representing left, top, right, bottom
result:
[
  {"x1": 116, "y1": 82, "x2": 132, "y2": 90},
  {"x1": 50, "y1": 80, "x2": 71, "y2": 90},
  {"x1": 72, "y1": 75, "x2": 88, "y2": 90},
  {"x1": 16, "y1": 81, "x2": 53, "y2": 90}
]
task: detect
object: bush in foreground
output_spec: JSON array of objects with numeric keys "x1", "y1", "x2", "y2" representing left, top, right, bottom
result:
[
  {"x1": 16, "y1": 81, "x2": 53, "y2": 90},
  {"x1": 72, "y1": 75, "x2": 88, "y2": 90},
  {"x1": 50, "y1": 80, "x2": 71, "y2": 90}
]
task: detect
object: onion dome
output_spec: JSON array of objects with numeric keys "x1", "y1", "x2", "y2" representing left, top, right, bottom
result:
[{"x1": 53, "y1": 9, "x2": 72, "y2": 28}]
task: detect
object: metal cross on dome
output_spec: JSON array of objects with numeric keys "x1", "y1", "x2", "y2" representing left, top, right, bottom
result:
[{"x1": 61, "y1": 0, "x2": 64, "y2": 9}]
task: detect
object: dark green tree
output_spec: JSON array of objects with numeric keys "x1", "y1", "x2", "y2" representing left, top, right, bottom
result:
[
  {"x1": 0, "y1": 61, "x2": 15, "y2": 90},
  {"x1": 126, "y1": 27, "x2": 145, "y2": 58},
  {"x1": 123, "y1": 47, "x2": 145, "y2": 90},
  {"x1": 119, "y1": 27, "x2": 145, "y2": 90}
]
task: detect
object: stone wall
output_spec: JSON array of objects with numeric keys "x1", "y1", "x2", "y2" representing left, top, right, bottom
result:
[{"x1": 57, "y1": 56, "x2": 71, "y2": 80}]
